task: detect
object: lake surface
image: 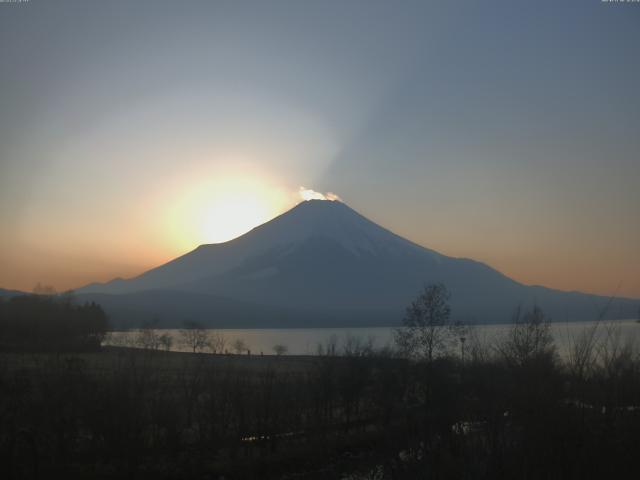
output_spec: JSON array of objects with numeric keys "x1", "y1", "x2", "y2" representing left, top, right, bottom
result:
[{"x1": 106, "y1": 319, "x2": 640, "y2": 358}]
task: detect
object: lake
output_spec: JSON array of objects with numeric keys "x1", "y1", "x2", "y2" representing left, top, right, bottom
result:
[{"x1": 106, "y1": 319, "x2": 640, "y2": 358}]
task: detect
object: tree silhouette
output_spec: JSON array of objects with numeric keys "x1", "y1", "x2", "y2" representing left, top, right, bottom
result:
[
  {"x1": 232, "y1": 338, "x2": 247, "y2": 354},
  {"x1": 394, "y1": 283, "x2": 452, "y2": 361},
  {"x1": 179, "y1": 320, "x2": 210, "y2": 353},
  {"x1": 273, "y1": 344, "x2": 288, "y2": 356},
  {"x1": 496, "y1": 305, "x2": 555, "y2": 367}
]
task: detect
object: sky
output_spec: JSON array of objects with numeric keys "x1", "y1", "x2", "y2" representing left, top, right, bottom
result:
[{"x1": 0, "y1": 0, "x2": 638, "y2": 298}]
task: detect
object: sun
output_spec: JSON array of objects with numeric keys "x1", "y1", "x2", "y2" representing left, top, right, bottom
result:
[
  {"x1": 200, "y1": 188, "x2": 275, "y2": 244},
  {"x1": 168, "y1": 176, "x2": 291, "y2": 249}
]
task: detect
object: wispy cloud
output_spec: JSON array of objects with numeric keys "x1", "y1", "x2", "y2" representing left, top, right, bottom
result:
[{"x1": 298, "y1": 187, "x2": 342, "y2": 202}]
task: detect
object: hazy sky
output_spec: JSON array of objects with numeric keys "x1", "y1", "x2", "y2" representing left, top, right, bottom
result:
[{"x1": 1, "y1": 0, "x2": 638, "y2": 298}]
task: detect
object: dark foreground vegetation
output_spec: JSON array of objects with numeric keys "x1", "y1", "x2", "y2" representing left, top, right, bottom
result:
[
  {"x1": 0, "y1": 294, "x2": 108, "y2": 352},
  {"x1": 2, "y1": 335, "x2": 639, "y2": 478},
  {"x1": 1, "y1": 290, "x2": 639, "y2": 479}
]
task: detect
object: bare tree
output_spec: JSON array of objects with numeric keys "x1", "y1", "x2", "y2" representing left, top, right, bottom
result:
[
  {"x1": 394, "y1": 283, "x2": 453, "y2": 361},
  {"x1": 135, "y1": 318, "x2": 163, "y2": 350},
  {"x1": 136, "y1": 328, "x2": 161, "y2": 350},
  {"x1": 464, "y1": 324, "x2": 491, "y2": 363},
  {"x1": 342, "y1": 334, "x2": 375, "y2": 357},
  {"x1": 496, "y1": 305, "x2": 555, "y2": 367},
  {"x1": 598, "y1": 322, "x2": 635, "y2": 376},
  {"x1": 159, "y1": 333, "x2": 173, "y2": 351},
  {"x1": 317, "y1": 334, "x2": 338, "y2": 356},
  {"x1": 567, "y1": 290, "x2": 617, "y2": 380},
  {"x1": 567, "y1": 322, "x2": 600, "y2": 381},
  {"x1": 207, "y1": 331, "x2": 226, "y2": 354},
  {"x1": 232, "y1": 338, "x2": 247, "y2": 354},
  {"x1": 179, "y1": 320, "x2": 210, "y2": 353},
  {"x1": 272, "y1": 344, "x2": 288, "y2": 356}
]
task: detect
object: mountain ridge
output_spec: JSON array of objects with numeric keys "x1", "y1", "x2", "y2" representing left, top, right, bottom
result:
[{"x1": 75, "y1": 200, "x2": 638, "y2": 327}]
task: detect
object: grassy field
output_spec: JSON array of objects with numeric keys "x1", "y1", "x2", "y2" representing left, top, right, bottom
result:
[
  {"x1": 2, "y1": 346, "x2": 319, "y2": 375},
  {"x1": 3, "y1": 338, "x2": 640, "y2": 479},
  {"x1": 1, "y1": 346, "x2": 411, "y2": 479}
]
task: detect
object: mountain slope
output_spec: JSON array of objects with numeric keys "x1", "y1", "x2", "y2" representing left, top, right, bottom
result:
[
  {"x1": 78, "y1": 200, "x2": 639, "y2": 326},
  {"x1": 80, "y1": 200, "x2": 443, "y2": 295}
]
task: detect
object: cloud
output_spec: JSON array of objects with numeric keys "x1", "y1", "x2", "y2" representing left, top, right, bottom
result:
[
  {"x1": 324, "y1": 192, "x2": 341, "y2": 201},
  {"x1": 298, "y1": 187, "x2": 342, "y2": 202}
]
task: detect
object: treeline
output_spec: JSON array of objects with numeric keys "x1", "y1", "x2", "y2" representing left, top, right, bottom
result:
[{"x1": 0, "y1": 294, "x2": 109, "y2": 352}]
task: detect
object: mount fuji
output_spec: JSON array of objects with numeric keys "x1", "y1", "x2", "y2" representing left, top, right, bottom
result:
[{"x1": 77, "y1": 200, "x2": 638, "y2": 328}]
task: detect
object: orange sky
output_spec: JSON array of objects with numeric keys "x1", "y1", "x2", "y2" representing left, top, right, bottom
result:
[{"x1": 1, "y1": 188, "x2": 638, "y2": 299}]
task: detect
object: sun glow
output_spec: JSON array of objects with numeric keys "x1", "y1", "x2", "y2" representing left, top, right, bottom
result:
[{"x1": 168, "y1": 175, "x2": 292, "y2": 248}]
